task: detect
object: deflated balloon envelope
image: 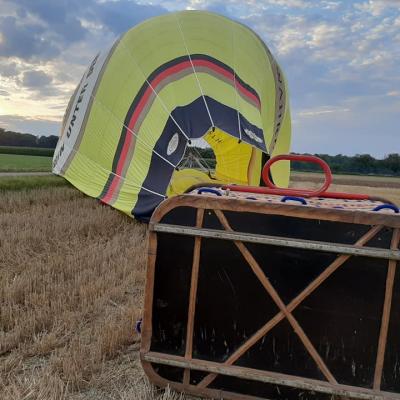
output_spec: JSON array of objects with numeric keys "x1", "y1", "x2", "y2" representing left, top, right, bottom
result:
[{"x1": 52, "y1": 10, "x2": 291, "y2": 220}]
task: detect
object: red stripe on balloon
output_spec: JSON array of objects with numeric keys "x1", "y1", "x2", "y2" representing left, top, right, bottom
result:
[{"x1": 102, "y1": 58, "x2": 259, "y2": 203}]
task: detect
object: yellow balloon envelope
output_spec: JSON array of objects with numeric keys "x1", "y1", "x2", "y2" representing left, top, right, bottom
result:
[{"x1": 53, "y1": 10, "x2": 291, "y2": 220}]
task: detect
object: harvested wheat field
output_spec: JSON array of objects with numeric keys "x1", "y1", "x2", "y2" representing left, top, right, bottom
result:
[
  {"x1": 290, "y1": 172, "x2": 400, "y2": 204},
  {"x1": 0, "y1": 186, "x2": 185, "y2": 400},
  {"x1": 0, "y1": 174, "x2": 399, "y2": 400}
]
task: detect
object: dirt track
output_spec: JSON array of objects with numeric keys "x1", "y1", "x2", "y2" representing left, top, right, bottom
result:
[{"x1": 0, "y1": 172, "x2": 52, "y2": 177}]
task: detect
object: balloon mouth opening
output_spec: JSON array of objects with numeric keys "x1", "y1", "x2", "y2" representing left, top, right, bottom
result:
[{"x1": 169, "y1": 125, "x2": 267, "y2": 197}]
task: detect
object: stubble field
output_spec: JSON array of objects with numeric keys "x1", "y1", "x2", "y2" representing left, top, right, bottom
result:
[
  {"x1": 0, "y1": 173, "x2": 399, "y2": 399},
  {"x1": 290, "y1": 171, "x2": 400, "y2": 204},
  {"x1": 0, "y1": 186, "x2": 183, "y2": 400}
]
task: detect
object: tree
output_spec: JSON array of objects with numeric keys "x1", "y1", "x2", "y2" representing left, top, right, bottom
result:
[{"x1": 0, "y1": 127, "x2": 58, "y2": 148}]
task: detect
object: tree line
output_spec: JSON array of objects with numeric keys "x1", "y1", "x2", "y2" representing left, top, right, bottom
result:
[
  {"x1": 0, "y1": 128, "x2": 58, "y2": 149},
  {"x1": 192, "y1": 148, "x2": 400, "y2": 177},
  {"x1": 290, "y1": 153, "x2": 400, "y2": 176}
]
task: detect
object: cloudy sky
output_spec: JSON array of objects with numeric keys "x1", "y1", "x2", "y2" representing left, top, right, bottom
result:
[{"x1": 0, "y1": 0, "x2": 399, "y2": 157}]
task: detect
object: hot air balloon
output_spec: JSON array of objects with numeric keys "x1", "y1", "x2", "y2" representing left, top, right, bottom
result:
[{"x1": 52, "y1": 10, "x2": 291, "y2": 220}]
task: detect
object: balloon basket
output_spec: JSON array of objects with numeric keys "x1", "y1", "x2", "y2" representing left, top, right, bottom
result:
[{"x1": 140, "y1": 186, "x2": 400, "y2": 400}]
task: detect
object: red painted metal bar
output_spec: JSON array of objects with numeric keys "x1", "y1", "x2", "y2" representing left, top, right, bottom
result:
[
  {"x1": 262, "y1": 154, "x2": 332, "y2": 196},
  {"x1": 223, "y1": 185, "x2": 371, "y2": 201},
  {"x1": 224, "y1": 154, "x2": 374, "y2": 201}
]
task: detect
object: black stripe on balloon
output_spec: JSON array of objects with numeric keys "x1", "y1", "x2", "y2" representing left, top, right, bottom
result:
[
  {"x1": 99, "y1": 54, "x2": 260, "y2": 201},
  {"x1": 98, "y1": 173, "x2": 115, "y2": 201},
  {"x1": 190, "y1": 54, "x2": 260, "y2": 103}
]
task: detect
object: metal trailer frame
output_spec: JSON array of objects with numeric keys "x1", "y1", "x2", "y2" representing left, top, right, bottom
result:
[{"x1": 141, "y1": 194, "x2": 400, "y2": 400}]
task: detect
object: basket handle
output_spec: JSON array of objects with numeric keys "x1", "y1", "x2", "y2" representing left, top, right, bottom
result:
[
  {"x1": 197, "y1": 187, "x2": 222, "y2": 196},
  {"x1": 262, "y1": 154, "x2": 332, "y2": 198},
  {"x1": 372, "y1": 204, "x2": 399, "y2": 213},
  {"x1": 281, "y1": 196, "x2": 307, "y2": 205}
]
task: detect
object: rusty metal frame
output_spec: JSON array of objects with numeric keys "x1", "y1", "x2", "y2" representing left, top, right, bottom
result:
[{"x1": 141, "y1": 195, "x2": 400, "y2": 400}]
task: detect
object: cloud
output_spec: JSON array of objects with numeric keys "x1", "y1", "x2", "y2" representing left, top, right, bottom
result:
[
  {"x1": 266, "y1": 0, "x2": 310, "y2": 8},
  {"x1": 297, "y1": 106, "x2": 350, "y2": 118},
  {"x1": 91, "y1": 1, "x2": 168, "y2": 35},
  {"x1": 320, "y1": 1, "x2": 340, "y2": 10},
  {"x1": 0, "y1": 61, "x2": 19, "y2": 77},
  {"x1": 21, "y1": 70, "x2": 53, "y2": 88},
  {"x1": 0, "y1": 0, "x2": 168, "y2": 60},
  {"x1": 0, "y1": 90, "x2": 10, "y2": 96},
  {"x1": 0, "y1": 15, "x2": 59, "y2": 59},
  {"x1": 11, "y1": 0, "x2": 88, "y2": 44},
  {"x1": 354, "y1": 0, "x2": 400, "y2": 16},
  {"x1": 306, "y1": 23, "x2": 345, "y2": 49},
  {"x1": 13, "y1": 69, "x2": 64, "y2": 98},
  {"x1": 0, "y1": 1, "x2": 93, "y2": 61}
]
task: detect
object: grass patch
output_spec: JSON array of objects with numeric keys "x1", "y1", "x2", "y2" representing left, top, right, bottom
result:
[
  {"x1": 0, "y1": 153, "x2": 52, "y2": 172},
  {"x1": 0, "y1": 175, "x2": 68, "y2": 191},
  {"x1": 0, "y1": 146, "x2": 54, "y2": 157}
]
